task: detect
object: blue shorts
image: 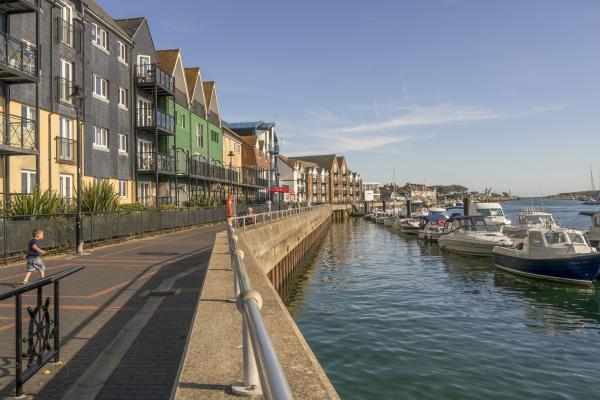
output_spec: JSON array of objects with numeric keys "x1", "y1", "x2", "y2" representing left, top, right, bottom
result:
[{"x1": 26, "y1": 257, "x2": 45, "y2": 273}]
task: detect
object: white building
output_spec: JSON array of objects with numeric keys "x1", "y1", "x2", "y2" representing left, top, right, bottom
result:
[{"x1": 362, "y1": 182, "x2": 381, "y2": 201}]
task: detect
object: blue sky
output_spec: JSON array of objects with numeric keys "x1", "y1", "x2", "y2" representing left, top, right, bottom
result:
[{"x1": 101, "y1": 0, "x2": 600, "y2": 196}]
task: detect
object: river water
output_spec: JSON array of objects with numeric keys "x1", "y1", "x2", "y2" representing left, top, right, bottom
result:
[{"x1": 286, "y1": 199, "x2": 600, "y2": 400}]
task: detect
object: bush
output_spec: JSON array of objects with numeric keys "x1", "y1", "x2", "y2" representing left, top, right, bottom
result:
[
  {"x1": 8, "y1": 189, "x2": 73, "y2": 218},
  {"x1": 189, "y1": 194, "x2": 220, "y2": 208},
  {"x1": 80, "y1": 181, "x2": 119, "y2": 213}
]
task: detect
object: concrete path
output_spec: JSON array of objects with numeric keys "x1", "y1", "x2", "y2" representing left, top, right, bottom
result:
[{"x1": 0, "y1": 224, "x2": 224, "y2": 400}]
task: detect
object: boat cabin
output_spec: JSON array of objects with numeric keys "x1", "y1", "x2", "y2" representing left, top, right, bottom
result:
[
  {"x1": 442, "y1": 216, "x2": 499, "y2": 234},
  {"x1": 516, "y1": 208, "x2": 556, "y2": 229},
  {"x1": 517, "y1": 228, "x2": 592, "y2": 256},
  {"x1": 580, "y1": 211, "x2": 600, "y2": 246}
]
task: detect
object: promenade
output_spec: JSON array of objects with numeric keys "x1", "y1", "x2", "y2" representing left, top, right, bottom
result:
[{"x1": 0, "y1": 224, "x2": 224, "y2": 400}]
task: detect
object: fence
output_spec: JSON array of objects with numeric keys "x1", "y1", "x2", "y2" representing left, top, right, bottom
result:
[
  {"x1": 229, "y1": 205, "x2": 321, "y2": 229},
  {"x1": 0, "y1": 204, "x2": 275, "y2": 263},
  {"x1": 0, "y1": 266, "x2": 84, "y2": 398},
  {"x1": 226, "y1": 221, "x2": 293, "y2": 399}
]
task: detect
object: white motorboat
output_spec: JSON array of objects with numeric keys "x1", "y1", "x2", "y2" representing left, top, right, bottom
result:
[
  {"x1": 399, "y1": 218, "x2": 420, "y2": 234},
  {"x1": 470, "y1": 202, "x2": 512, "y2": 229},
  {"x1": 418, "y1": 214, "x2": 448, "y2": 242},
  {"x1": 504, "y1": 208, "x2": 558, "y2": 238},
  {"x1": 438, "y1": 216, "x2": 513, "y2": 256},
  {"x1": 494, "y1": 227, "x2": 600, "y2": 285}
]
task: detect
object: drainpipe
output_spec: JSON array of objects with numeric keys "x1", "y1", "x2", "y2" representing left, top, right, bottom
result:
[{"x1": 48, "y1": 1, "x2": 58, "y2": 191}]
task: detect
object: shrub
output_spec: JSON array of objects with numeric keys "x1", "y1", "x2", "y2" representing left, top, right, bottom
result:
[
  {"x1": 8, "y1": 189, "x2": 72, "y2": 218},
  {"x1": 80, "y1": 181, "x2": 119, "y2": 213},
  {"x1": 189, "y1": 194, "x2": 220, "y2": 208}
]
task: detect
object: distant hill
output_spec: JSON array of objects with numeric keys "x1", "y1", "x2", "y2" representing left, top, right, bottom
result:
[
  {"x1": 435, "y1": 185, "x2": 468, "y2": 195},
  {"x1": 547, "y1": 190, "x2": 596, "y2": 199}
]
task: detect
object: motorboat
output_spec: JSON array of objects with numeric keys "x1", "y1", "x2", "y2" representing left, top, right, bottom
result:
[
  {"x1": 399, "y1": 218, "x2": 421, "y2": 234},
  {"x1": 580, "y1": 211, "x2": 600, "y2": 247},
  {"x1": 504, "y1": 208, "x2": 558, "y2": 238},
  {"x1": 438, "y1": 215, "x2": 513, "y2": 256},
  {"x1": 493, "y1": 227, "x2": 600, "y2": 285},
  {"x1": 470, "y1": 202, "x2": 512, "y2": 229},
  {"x1": 418, "y1": 214, "x2": 448, "y2": 242}
]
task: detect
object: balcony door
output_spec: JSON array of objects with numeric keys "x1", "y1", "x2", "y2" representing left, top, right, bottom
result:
[
  {"x1": 59, "y1": 117, "x2": 73, "y2": 161},
  {"x1": 137, "y1": 139, "x2": 153, "y2": 170},
  {"x1": 60, "y1": 4, "x2": 74, "y2": 46},
  {"x1": 137, "y1": 97, "x2": 153, "y2": 126},
  {"x1": 138, "y1": 55, "x2": 151, "y2": 77},
  {"x1": 59, "y1": 59, "x2": 73, "y2": 103}
]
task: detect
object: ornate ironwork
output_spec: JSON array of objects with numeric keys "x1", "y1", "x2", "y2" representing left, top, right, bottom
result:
[{"x1": 23, "y1": 297, "x2": 55, "y2": 369}]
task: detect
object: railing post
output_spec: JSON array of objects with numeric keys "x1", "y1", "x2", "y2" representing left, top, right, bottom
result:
[
  {"x1": 53, "y1": 280, "x2": 60, "y2": 363},
  {"x1": 15, "y1": 293, "x2": 23, "y2": 398}
]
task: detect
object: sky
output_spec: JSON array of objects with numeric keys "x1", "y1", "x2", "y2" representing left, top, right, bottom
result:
[{"x1": 100, "y1": 0, "x2": 600, "y2": 196}]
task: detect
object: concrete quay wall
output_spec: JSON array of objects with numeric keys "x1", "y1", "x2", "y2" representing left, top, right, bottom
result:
[{"x1": 174, "y1": 206, "x2": 339, "y2": 400}]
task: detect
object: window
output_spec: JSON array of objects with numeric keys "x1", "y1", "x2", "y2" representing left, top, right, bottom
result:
[
  {"x1": 21, "y1": 105, "x2": 35, "y2": 130},
  {"x1": 528, "y1": 231, "x2": 545, "y2": 248},
  {"x1": 59, "y1": 59, "x2": 74, "y2": 104},
  {"x1": 91, "y1": 23, "x2": 108, "y2": 51},
  {"x1": 138, "y1": 181, "x2": 152, "y2": 205},
  {"x1": 178, "y1": 113, "x2": 186, "y2": 128},
  {"x1": 60, "y1": 117, "x2": 72, "y2": 139},
  {"x1": 21, "y1": 170, "x2": 37, "y2": 194},
  {"x1": 59, "y1": 4, "x2": 73, "y2": 47},
  {"x1": 118, "y1": 87, "x2": 128, "y2": 108},
  {"x1": 118, "y1": 133, "x2": 128, "y2": 154},
  {"x1": 211, "y1": 130, "x2": 219, "y2": 143},
  {"x1": 93, "y1": 126, "x2": 108, "y2": 149},
  {"x1": 195, "y1": 124, "x2": 203, "y2": 148},
  {"x1": 117, "y1": 41, "x2": 127, "y2": 64},
  {"x1": 93, "y1": 75, "x2": 108, "y2": 100},
  {"x1": 119, "y1": 180, "x2": 128, "y2": 199},
  {"x1": 58, "y1": 117, "x2": 74, "y2": 161},
  {"x1": 137, "y1": 97, "x2": 153, "y2": 126},
  {"x1": 59, "y1": 174, "x2": 73, "y2": 199},
  {"x1": 94, "y1": 177, "x2": 106, "y2": 186}
]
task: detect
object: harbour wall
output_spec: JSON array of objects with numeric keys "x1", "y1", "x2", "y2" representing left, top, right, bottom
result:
[{"x1": 173, "y1": 205, "x2": 339, "y2": 400}]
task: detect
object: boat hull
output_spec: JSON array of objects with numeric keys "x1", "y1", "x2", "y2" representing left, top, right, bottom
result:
[
  {"x1": 418, "y1": 230, "x2": 443, "y2": 242},
  {"x1": 493, "y1": 252, "x2": 600, "y2": 285},
  {"x1": 438, "y1": 237, "x2": 499, "y2": 256}
]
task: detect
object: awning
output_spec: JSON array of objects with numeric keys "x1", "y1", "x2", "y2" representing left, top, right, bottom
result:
[{"x1": 269, "y1": 187, "x2": 295, "y2": 194}]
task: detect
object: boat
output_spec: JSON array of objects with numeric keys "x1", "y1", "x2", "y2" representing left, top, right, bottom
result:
[
  {"x1": 493, "y1": 227, "x2": 600, "y2": 285},
  {"x1": 580, "y1": 211, "x2": 600, "y2": 247},
  {"x1": 399, "y1": 218, "x2": 420, "y2": 234},
  {"x1": 582, "y1": 165, "x2": 600, "y2": 205},
  {"x1": 470, "y1": 202, "x2": 512, "y2": 229},
  {"x1": 438, "y1": 215, "x2": 513, "y2": 256},
  {"x1": 504, "y1": 208, "x2": 558, "y2": 238},
  {"x1": 418, "y1": 213, "x2": 448, "y2": 242}
]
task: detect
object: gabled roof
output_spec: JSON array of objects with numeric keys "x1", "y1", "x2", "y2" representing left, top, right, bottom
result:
[
  {"x1": 223, "y1": 126, "x2": 242, "y2": 142},
  {"x1": 203, "y1": 81, "x2": 215, "y2": 109},
  {"x1": 291, "y1": 154, "x2": 337, "y2": 170},
  {"x1": 278, "y1": 155, "x2": 296, "y2": 169},
  {"x1": 184, "y1": 67, "x2": 200, "y2": 103},
  {"x1": 156, "y1": 49, "x2": 179, "y2": 75},
  {"x1": 114, "y1": 17, "x2": 145, "y2": 37}
]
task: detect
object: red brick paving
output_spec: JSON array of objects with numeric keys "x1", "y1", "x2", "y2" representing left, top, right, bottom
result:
[{"x1": 0, "y1": 223, "x2": 224, "y2": 399}]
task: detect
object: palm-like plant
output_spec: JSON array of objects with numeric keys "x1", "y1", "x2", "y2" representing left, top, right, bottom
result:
[
  {"x1": 79, "y1": 181, "x2": 120, "y2": 213},
  {"x1": 8, "y1": 188, "x2": 71, "y2": 217}
]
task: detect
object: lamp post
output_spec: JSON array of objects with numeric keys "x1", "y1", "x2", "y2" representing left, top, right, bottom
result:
[
  {"x1": 71, "y1": 85, "x2": 85, "y2": 254},
  {"x1": 227, "y1": 150, "x2": 235, "y2": 198}
]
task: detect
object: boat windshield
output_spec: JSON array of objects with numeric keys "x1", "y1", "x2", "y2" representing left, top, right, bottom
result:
[
  {"x1": 567, "y1": 232, "x2": 586, "y2": 245},
  {"x1": 463, "y1": 218, "x2": 499, "y2": 232},
  {"x1": 519, "y1": 215, "x2": 554, "y2": 226},
  {"x1": 478, "y1": 208, "x2": 504, "y2": 217},
  {"x1": 544, "y1": 231, "x2": 567, "y2": 245}
]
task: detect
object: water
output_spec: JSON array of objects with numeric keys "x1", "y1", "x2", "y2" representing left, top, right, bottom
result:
[{"x1": 286, "y1": 198, "x2": 600, "y2": 400}]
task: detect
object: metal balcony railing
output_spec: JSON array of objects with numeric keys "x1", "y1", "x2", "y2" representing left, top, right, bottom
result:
[
  {"x1": 137, "y1": 107, "x2": 175, "y2": 134},
  {"x1": 56, "y1": 17, "x2": 82, "y2": 53},
  {"x1": 0, "y1": 112, "x2": 36, "y2": 151},
  {"x1": 0, "y1": 31, "x2": 37, "y2": 82},
  {"x1": 56, "y1": 137, "x2": 75, "y2": 163},
  {"x1": 134, "y1": 64, "x2": 175, "y2": 95},
  {"x1": 137, "y1": 152, "x2": 176, "y2": 174}
]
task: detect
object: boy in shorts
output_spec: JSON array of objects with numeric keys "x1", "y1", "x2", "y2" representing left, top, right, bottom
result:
[{"x1": 22, "y1": 228, "x2": 46, "y2": 284}]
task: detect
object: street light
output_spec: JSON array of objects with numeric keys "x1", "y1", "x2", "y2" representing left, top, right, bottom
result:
[
  {"x1": 227, "y1": 150, "x2": 235, "y2": 198},
  {"x1": 71, "y1": 85, "x2": 85, "y2": 254}
]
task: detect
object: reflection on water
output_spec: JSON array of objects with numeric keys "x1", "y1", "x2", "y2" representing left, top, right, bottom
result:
[{"x1": 287, "y1": 212, "x2": 600, "y2": 400}]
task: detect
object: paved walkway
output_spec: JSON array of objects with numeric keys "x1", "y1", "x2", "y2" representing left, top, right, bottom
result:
[{"x1": 0, "y1": 224, "x2": 224, "y2": 400}]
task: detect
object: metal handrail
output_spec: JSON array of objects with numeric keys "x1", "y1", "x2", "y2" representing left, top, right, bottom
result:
[
  {"x1": 226, "y1": 221, "x2": 293, "y2": 399},
  {"x1": 229, "y1": 205, "x2": 321, "y2": 229}
]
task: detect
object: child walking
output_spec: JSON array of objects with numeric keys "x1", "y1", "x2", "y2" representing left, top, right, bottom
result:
[{"x1": 22, "y1": 228, "x2": 46, "y2": 284}]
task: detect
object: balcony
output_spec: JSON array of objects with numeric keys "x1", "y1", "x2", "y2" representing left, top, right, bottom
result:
[
  {"x1": 56, "y1": 137, "x2": 75, "y2": 164},
  {"x1": 137, "y1": 107, "x2": 175, "y2": 135},
  {"x1": 0, "y1": 112, "x2": 36, "y2": 155},
  {"x1": 0, "y1": 31, "x2": 37, "y2": 83},
  {"x1": 56, "y1": 17, "x2": 82, "y2": 53},
  {"x1": 137, "y1": 152, "x2": 176, "y2": 174},
  {"x1": 135, "y1": 64, "x2": 175, "y2": 96},
  {"x1": 0, "y1": 0, "x2": 39, "y2": 14}
]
